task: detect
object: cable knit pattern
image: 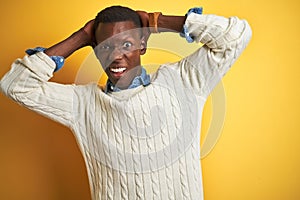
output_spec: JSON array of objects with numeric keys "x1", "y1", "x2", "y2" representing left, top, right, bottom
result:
[
  {"x1": 153, "y1": 85, "x2": 175, "y2": 200},
  {"x1": 0, "y1": 14, "x2": 252, "y2": 200},
  {"x1": 138, "y1": 91, "x2": 161, "y2": 200},
  {"x1": 110, "y1": 100, "x2": 129, "y2": 199}
]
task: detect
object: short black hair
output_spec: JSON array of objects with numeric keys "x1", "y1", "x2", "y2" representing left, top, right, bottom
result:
[{"x1": 94, "y1": 6, "x2": 142, "y2": 33}]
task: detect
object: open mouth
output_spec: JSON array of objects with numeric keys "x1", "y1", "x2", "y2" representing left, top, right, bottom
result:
[
  {"x1": 109, "y1": 67, "x2": 127, "y2": 78},
  {"x1": 110, "y1": 67, "x2": 126, "y2": 73}
]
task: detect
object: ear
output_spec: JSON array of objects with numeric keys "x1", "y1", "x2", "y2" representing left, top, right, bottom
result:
[{"x1": 140, "y1": 37, "x2": 147, "y2": 55}]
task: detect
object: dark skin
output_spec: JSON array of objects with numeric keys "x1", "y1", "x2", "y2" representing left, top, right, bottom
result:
[
  {"x1": 94, "y1": 21, "x2": 145, "y2": 89},
  {"x1": 44, "y1": 11, "x2": 186, "y2": 89}
]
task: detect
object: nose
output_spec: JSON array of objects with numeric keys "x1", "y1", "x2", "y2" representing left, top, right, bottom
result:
[{"x1": 109, "y1": 47, "x2": 123, "y2": 61}]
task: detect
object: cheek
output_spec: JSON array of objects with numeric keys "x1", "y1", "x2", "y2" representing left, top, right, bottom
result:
[
  {"x1": 95, "y1": 52, "x2": 109, "y2": 67},
  {"x1": 126, "y1": 50, "x2": 141, "y2": 66}
]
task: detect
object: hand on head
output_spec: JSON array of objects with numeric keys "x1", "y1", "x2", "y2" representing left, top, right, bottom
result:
[
  {"x1": 136, "y1": 11, "x2": 151, "y2": 42},
  {"x1": 81, "y1": 19, "x2": 97, "y2": 48}
]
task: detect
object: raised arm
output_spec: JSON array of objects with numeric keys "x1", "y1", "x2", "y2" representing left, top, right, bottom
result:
[
  {"x1": 0, "y1": 21, "x2": 96, "y2": 127},
  {"x1": 178, "y1": 13, "x2": 252, "y2": 98},
  {"x1": 44, "y1": 20, "x2": 96, "y2": 58},
  {"x1": 137, "y1": 10, "x2": 186, "y2": 34},
  {"x1": 138, "y1": 9, "x2": 252, "y2": 98}
]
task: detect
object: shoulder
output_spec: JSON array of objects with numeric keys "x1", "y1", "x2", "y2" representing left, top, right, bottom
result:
[
  {"x1": 150, "y1": 62, "x2": 182, "y2": 84},
  {"x1": 73, "y1": 83, "x2": 103, "y2": 97}
]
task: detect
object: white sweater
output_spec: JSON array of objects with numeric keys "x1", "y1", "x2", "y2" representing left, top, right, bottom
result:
[{"x1": 0, "y1": 13, "x2": 252, "y2": 200}]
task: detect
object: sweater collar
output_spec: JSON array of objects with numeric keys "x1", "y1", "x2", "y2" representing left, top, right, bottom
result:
[{"x1": 105, "y1": 67, "x2": 150, "y2": 93}]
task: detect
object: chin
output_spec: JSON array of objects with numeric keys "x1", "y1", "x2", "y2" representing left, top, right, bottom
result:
[{"x1": 108, "y1": 66, "x2": 142, "y2": 89}]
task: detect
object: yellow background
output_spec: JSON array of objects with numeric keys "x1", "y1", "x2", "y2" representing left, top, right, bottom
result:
[{"x1": 0, "y1": 0, "x2": 299, "y2": 199}]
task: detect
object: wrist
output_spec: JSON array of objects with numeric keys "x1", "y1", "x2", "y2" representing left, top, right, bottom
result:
[
  {"x1": 26, "y1": 47, "x2": 65, "y2": 72},
  {"x1": 157, "y1": 15, "x2": 186, "y2": 33},
  {"x1": 44, "y1": 30, "x2": 90, "y2": 59},
  {"x1": 74, "y1": 28, "x2": 93, "y2": 48},
  {"x1": 149, "y1": 12, "x2": 162, "y2": 33}
]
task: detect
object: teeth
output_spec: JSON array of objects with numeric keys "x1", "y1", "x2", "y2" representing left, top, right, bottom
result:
[{"x1": 110, "y1": 67, "x2": 126, "y2": 73}]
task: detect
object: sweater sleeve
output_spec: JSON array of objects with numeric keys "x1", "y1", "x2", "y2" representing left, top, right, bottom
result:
[
  {"x1": 169, "y1": 13, "x2": 252, "y2": 98},
  {"x1": 0, "y1": 52, "x2": 75, "y2": 128}
]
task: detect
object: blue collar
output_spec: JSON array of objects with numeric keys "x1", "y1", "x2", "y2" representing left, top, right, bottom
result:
[{"x1": 105, "y1": 67, "x2": 150, "y2": 93}]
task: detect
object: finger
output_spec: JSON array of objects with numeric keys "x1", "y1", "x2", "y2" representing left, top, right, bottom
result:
[{"x1": 136, "y1": 11, "x2": 149, "y2": 27}]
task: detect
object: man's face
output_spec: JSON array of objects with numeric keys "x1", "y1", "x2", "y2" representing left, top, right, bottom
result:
[{"x1": 94, "y1": 21, "x2": 145, "y2": 89}]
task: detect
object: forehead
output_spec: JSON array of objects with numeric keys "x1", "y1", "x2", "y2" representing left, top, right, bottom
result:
[{"x1": 95, "y1": 21, "x2": 140, "y2": 44}]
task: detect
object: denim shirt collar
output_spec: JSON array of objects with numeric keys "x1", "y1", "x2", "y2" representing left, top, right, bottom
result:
[{"x1": 105, "y1": 67, "x2": 150, "y2": 93}]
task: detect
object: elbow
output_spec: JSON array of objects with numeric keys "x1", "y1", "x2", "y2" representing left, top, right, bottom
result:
[
  {"x1": 242, "y1": 19, "x2": 253, "y2": 47},
  {"x1": 0, "y1": 76, "x2": 35, "y2": 105},
  {"x1": 0, "y1": 74, "x2": 12, "y2": 98},
  {"x1": 0, "y1": 66, "x2": 28, "y2": 101},
  {"x1": 229, "y1": 17, "x2": 253, "y2": 48},
  {"x1": 0, "y1": 77, "x2": 18, "y2": 101},
  {"x1": 231, "y1": 18, "x2": 253, "y2": 54}
]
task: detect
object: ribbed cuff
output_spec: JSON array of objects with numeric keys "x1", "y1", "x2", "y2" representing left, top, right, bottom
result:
[
  {"x1": 180, "y1": 7, "x2": 203, "y2": 43},
  {"x1": 25, "y1": 47, "x2": 65, "y2": 72}
]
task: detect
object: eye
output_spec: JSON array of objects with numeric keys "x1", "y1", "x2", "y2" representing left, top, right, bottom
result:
[
  {"x1": 122, "y1": 41, "x2": 133, "y2": 49},
  {"x1": 98, "y1": 44, "x2": 110, "y2": 51}
]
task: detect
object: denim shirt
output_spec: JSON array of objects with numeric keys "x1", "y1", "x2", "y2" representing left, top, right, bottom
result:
[{"x1": 105, "y1": 67, "x2": 151, "y2": 93}]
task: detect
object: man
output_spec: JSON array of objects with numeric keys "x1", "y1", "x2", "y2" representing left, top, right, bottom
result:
[{"x1": 0, "y1": 5, "x2": 252, "y2": 200}]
